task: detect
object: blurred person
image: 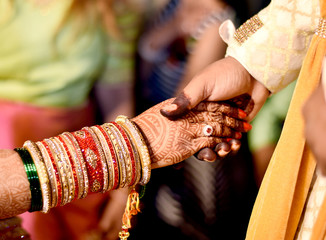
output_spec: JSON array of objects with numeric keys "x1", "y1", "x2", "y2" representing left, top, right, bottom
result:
[
  {"x1": 160, "y1": 0, "x2": 326, "y2": 238},
  {"x1": 132, "y1": 0, "x2": 260, "y2": 239},
  {"x1": 0, "y1": 0, "x2": 147, "y2": 239}
]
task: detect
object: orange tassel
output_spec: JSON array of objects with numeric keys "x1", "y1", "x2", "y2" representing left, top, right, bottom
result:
[{"x1": 119, "y1": 189, "x2": 141, "y2": 240}]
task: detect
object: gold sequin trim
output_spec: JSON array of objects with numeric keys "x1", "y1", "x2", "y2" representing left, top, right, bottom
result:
[
  {"x1": 315, "y1": 18, "x2": 326, "y2": 38},
  {"x1": 234, "y1": 15, "x2": 263, "y2": 45}
]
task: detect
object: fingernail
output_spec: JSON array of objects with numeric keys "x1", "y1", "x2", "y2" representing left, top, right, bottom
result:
[
  {"x1": 243, "y1": 122, "x2": 252, "y2": 131},
  {"x1": 203, "y1": 158, "x2": 215, "y2": 162},
  {"x1": 235, "y1": 132, "x2": 242, "y2": 139},
  {"x1": 162, "y1": 103, "x2": 178, "y2": 112},
  {"x1": 218, "y1": 149, "x2": 230, "y2": 157},
  {"x1": 238, "y1": 109, "x2": 247, "y2": 119},
  {"x1": 226, "y1": 138, "x2": 232, "y2": 142}
]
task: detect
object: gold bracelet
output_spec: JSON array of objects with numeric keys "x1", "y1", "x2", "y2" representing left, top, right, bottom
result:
[
  {"x1": 44, "y1": 138, "x2": 69, "y2": 206},
  {"x1": 36, "y1": 141, "x2": 58, "y2": 209},
  {"x1": 52, "y1": 137, "x2": 75, "y2": 204},
  {"x1": 115, "y1": 116, "x2": 151, "y2": 185},
  {"x1": 113, "y1": 122, "x2": 141, "y2": 187},
  {"x1": 107, "y1": 123, "x2": 133, "y2": 187},
  {"x1": 23, "y1": 140, "x2": 51, "y2": 213},
  {"x1": 90, "y1": 126, "x2": 115, "y2": 192},
  {"x1": 59, "y1": 133, "x2": 85, "y2": 200},
  {"x1": 62, "y1": 132, "x2": 89, "y2": 198},
  {"x1": 102, "y1": 123, "x2": 127, "y2": 188}
]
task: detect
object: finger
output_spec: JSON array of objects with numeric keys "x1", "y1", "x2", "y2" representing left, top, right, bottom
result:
[
  {"x1": 228, "y1": 139, "x2": 241, "y2": 152},
  {"x1": 160, "y1": 92, "x2": 191, "y2": 119},
  {"x1": 210, "y1": 113, "x2": 252, "y2": 132},
  {"x1": 247, "y1": 80, "x2": 270, "y2": 121},
  {"x1": 215, "y1": 142, "x2": 231, "y2": 158},
  {"x1": 194, "y1": 123, "x2": 242, "y2": 138},
  {"x1": 195, "y1": 148, "x2": 217, "y2": 162},
  {"x1": 226, "y1": 93, "x2": 252, "y2": 110},
  {"x1": 195, "y1": 102, "x2": 247, "y2": 119}
]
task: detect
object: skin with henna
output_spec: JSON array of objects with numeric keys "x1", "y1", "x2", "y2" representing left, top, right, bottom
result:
[
  {"x1": 161, "y1": 56, "x2": 269, "y2": 160},
  {"x1": 134, "y1": 98, "x2": 249, "y2": 168},
  {"x1": 161, "y1": 93, "x2": 253, "y2": 161},
  {"x1": 0, "y1": 99, "x2": 250, "y2": 219}
]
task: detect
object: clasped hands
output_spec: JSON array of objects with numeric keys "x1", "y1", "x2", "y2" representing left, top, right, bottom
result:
[{"x1": 132, "y1": 94, "x2": 253, "y2": 169}]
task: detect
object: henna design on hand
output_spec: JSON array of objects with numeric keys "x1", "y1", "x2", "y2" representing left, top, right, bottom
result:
[
  {"x1": 0, "y1": 150, "x2": 30, "y2": 219},
  {"x1": 133, "y1": 99, "x2": 240, "y2": 168}
]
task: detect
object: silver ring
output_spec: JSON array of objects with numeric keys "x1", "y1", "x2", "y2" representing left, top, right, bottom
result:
[{"x1": 203, "y1": 125, "x2": 213, "y2": 137}]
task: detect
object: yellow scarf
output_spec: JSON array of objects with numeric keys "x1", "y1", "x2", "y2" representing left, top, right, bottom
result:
[{"x1": 246, "y1": 0, "x2": 326, "y2": 239}]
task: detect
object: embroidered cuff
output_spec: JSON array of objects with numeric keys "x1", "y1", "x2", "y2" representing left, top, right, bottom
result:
[{"x1": 220, "y1": 0, "x2": 320, "y2": 93}]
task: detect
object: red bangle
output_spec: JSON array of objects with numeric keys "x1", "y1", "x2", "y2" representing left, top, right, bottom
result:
[
  {"x1": 72, "y1": 128, "x2": 105, "y2": 194},
  {"x1": 61, "y1": 132, "x2": 89, "y2": 198}
]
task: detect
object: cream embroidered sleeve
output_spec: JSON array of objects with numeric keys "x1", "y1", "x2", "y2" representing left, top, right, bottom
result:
[{"x1": 220, "y1": 0, "x2": 320, "y2": 93}]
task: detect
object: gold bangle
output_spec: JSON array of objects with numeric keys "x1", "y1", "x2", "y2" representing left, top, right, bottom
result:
[
  {"x1": 62, "y1": 132, "x2": 89, "y2": 198},
  {"x1": 52, "y1": 137, "x2": 75, "y2": 204},
  {"x1": 102, "y1": 123, "x2": 127, "y2": 188},
  {"x1": 36, "y1": 141, "x2": 58, "y2": 209},
  {"x1": 107, "y1": 123, "x2": 133, "y2": 187},
  {"x1": 90, "y1": 126, "x2": 115, "y2": 192},
  {"x1": 113, "y1": 122, "x2": 141, "y2": 187},
  {"x1": 23, "y1": 140, "x2": 51, "y2": 213},
  {"x1": 115, "y1": 116, "x2": 151, "y2": 185},
  {"x1": 44, "y1": 138, "x2": 69, "y2": 206},
  {"x1": 59, "y1": 133, "x2": 85, "y2": 200}
]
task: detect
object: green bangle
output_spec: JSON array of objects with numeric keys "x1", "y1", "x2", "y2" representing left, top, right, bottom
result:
[{"x1": 14, "y1": 148, "x2": 43, "y2": 212}]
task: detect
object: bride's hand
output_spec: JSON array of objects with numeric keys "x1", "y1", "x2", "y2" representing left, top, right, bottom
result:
[{"x1": 132, "y1": 98, "x2": 251, "y2": 168}]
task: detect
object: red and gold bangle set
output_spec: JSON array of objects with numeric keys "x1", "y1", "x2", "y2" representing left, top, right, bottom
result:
[{"x1": 21, "y1": 115, "x2": 151, "y2": 214}]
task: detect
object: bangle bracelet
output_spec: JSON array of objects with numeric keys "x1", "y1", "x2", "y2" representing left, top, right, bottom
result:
[
  {"x1": 102, "y1": 123, "x2": 127, "y2": 188},
  {"x1": 84, "y1": 127, "x2": 109, "y2": 193},
  {"x1": 51, "y1": 137, "x2": 76, "y2": 204},
  {"x1": 62, "y1": 132, "x2": 89, "y2": 198},
  {"x1": 111, "y1": 122, "x2": 138, "y2": 187},
  {"x1": 108, "y1": 123, "x2": 133, "y2": 187},
  {"x1": 23, "y1": 141, "x2": 51, "y2": 213},
  {"x1": 44, "y1": 138, "x2": 69, "y2": 206},
  {"x1": 14, "y1": 148, "x2": 43, "y2": 212},
  {"x1": 115, "y1": 116, "x2": 151, "y2": 185},
  {"x1": 36, "y1": 141, "x2": 59, "y2": 208},
  {"x1": 72, "y1": 129, "x2": 104, "y2": 194},
  {"x1": 91, "y1": 126, "x2": 115, "y2": 192},
  {"x1": 93, "y1": 125, "x2": 120, "y2": 190},
  {"x1": 58, "y1": 134, "x2": 85, "y2": 200}
]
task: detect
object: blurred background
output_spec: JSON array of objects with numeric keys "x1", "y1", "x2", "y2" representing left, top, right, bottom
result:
[{"x1": 0, "y1": 0, "x2": 296, "y2": 239}]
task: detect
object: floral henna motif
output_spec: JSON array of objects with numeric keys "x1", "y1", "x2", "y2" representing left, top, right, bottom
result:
[
  {"x1": 0, "y1": 150, "x2": 30, "y2": 219},
  {"x1": 133, "y1": 100, "x2": 225, "y2": 168}
]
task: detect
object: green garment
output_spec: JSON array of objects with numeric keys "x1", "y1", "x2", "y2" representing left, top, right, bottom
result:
[
  {"x1": 0, "y1": 0, "x2": 106, "y2": 107},
  {"x1": 248, "y1": 80, "x2": 297, "y2": 152}
]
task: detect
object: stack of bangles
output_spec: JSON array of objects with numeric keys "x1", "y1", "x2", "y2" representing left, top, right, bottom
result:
[{"x1": 14, "y1": 116, "x2": 151, "y2": 239}]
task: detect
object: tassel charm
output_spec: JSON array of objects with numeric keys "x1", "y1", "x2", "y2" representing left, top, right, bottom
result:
[{"x1": 119, "y1": 189, "x2": 141, "y2": 240}]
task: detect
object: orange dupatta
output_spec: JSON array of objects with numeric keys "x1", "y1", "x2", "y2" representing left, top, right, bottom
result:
[{"x1": 246, "y1": 0, "x2": 326, "y2": 239}]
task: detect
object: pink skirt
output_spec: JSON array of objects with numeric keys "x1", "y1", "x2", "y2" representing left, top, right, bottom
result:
[{"x1": 0, "y1": 100, "x2": 95, "y2": 149}]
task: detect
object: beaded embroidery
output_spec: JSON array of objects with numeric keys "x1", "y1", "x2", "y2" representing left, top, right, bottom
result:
[
  {"x1": 315, "y1": 18, "x2": 326, "y2": 38},
  {"x1": 234, "y1": 15, "x2": 263, "y2": 45}
]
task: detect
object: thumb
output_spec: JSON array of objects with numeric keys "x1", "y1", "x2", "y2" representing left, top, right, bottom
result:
[
  {"x1": 160, "y1": 70, "x2": 212, "y2": 119},
  {"x1": 160, "y1": 92, "x2": 194, "y2": 119},
  {"x1": 160, "y1": 57, "x2": 250, "y2": 119}
]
